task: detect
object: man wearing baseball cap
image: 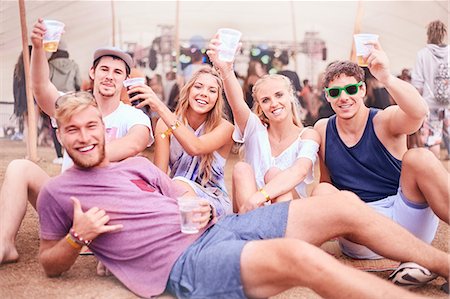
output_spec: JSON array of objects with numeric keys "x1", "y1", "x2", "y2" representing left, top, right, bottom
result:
[
  {"x1": 30, "y1": 19, "x2": 153, "y2": 170},
  {"x1": 0, "y1": 18, "x2": 153, "y2": 265}
]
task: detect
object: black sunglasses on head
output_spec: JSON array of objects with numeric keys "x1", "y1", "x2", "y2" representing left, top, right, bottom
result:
[{"x1": 325, "y1": 81, "x2": 363, "y2": 98}]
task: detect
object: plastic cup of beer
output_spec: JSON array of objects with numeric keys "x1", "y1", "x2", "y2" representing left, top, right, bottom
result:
[
  {"x1": 42, "y1": 20, "x2": 65, "y2": 52},
  {"x1": 217, "y1": 28, "x2": 242, "y2": 62},
  {"x1": 177, "y1": 197, "x2": 201, "y2": 234},
  {"x1": 123, "y1": 77, "x2": 148, "y2": 112},
  {"x1": 123, "y1": 77, "x2": 146, "y2": 99},
  {"x1": 353, "y1": 33, "x2": 379, "y2": 67}
]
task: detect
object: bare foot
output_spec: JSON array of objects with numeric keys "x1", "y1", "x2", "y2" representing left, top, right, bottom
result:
[{"x1": 0, "y1": 244, "x2": 19, "y2": 265}]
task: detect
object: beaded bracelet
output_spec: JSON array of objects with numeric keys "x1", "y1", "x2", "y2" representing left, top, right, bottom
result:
[
  {"x1": 70, "y1": 228, "x2": 92, "y2": 247},
  {"x1": 65, "y1": 234, "x2": 83, "y2": 250},
  {"x1": 258, "y1": 188, "x2": 271, "y2": 203},
  {"x1": 161, "y1": 120, "x2": 181, "y2": 139}
]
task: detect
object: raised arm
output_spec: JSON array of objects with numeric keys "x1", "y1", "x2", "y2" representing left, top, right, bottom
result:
[
  {"x1": 206, "y1": 36, "x2": 251, "y2": 134},
  {"x1": 366, "y1": 41, "x2": 428, "y2": 136},
  {"x1": 30, "y1": 18, "x2": 60, "y2": 116},
  {"x1": 136, "y1": 84, "x2": 234, "y2": 157}
]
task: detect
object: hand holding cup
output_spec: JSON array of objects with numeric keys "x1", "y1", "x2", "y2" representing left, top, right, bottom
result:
[
  {"x1": 353, "y1": 33, "x2": 378, "y2": 67},
  {"x1": 177, "y1": 197, "x2": 213, "y2": 234}
]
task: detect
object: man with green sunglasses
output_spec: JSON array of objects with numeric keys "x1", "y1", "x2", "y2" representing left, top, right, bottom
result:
[
  {"x1": 314, "y1": 41, "x2": 449, "y2": 291},
  {"x1": 325, "y1": 81, "x2": 363, "y2": 98}
]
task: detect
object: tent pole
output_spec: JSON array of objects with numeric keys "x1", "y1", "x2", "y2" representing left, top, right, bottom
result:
[
  {"x1": 174, "y1": 0, "x2": 180, "y2": 72},
  {"x1": 350, "y1": 0, "x2": 364, "y2": 61},
  {"x1": 290, "y1": 0, "x2": 299, "y2": 74},
  {"x1": 111, "y1": 0, "x2": 116, "y2": 46},
  {"x1": 18, "y1": 0, "x2": 38, "y2": 162}
]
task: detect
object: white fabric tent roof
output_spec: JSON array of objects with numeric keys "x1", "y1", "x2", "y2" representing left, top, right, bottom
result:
[{"x1": 0, "y1": 0, "x2": 448, "y2": 109}]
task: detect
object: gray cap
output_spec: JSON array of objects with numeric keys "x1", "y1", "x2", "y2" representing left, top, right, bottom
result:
[{"x1": 93, "y1": 46, "x2": 133, "y2": 72}]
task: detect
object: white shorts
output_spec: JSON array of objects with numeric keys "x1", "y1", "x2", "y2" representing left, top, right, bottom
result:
[{"x1": 339, "y1": 188, "x2": 439, "y2": 259}]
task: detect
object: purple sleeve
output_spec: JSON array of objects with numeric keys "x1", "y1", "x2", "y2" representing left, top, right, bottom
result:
[{"x1": 37, "y1": 185, "x2": 72, "y2": 241}]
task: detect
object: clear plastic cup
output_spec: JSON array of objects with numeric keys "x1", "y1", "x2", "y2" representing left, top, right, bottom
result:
[
  {"x1": 217, "y1": 28, "x2": 242, "y2": 62},
  {"x1": 43, "y1": 20, "x2": 65, "y2": 52},
  {"x1": 177, "y1": 197, "x2": 201, "y2": 234},
  {"x1": 353, "y1": 33, "x2": 379, "y2": 67}
]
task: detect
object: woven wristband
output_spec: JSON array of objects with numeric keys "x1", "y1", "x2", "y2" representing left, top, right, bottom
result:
[{"x1": 65, "y1": 234, "x2": 82, "y2": 250}]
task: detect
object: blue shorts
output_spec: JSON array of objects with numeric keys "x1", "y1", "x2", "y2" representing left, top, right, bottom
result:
[
  {"x1": 340, "y1": 187, "x2": 439, "y2": 259},
  {"x1": 166, "y1": 201, "x2": 290, "y2": 299}
]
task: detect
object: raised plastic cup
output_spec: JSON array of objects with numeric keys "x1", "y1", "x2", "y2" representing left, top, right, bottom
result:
[
  {"x1": 177, "y1": 197, "x2": 201, "y2": 234},
  {"x1": 353, "y1": 33, "x2": 379, "y2": 67},
  {"x1": 217, "y1": 28, "x2": 242, "y2": 62},
  {"x1": 123, "y1": 77, "x2": 146, "y2": 99},
  {"x1": 42, "y1": 20, "x2": 65, "y2": 52},
  {"x1": 123, "y1": 77, "x2": 147, "y2": 113}
]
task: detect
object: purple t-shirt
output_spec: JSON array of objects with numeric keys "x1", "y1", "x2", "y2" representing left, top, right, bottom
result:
[{"x1": 37, "y1": 157, "x2": 203, "y2": 298}]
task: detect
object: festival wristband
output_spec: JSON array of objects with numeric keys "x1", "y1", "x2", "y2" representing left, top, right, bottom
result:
[
  {"x1": 161, "y1": 120, "x2": 181, "y2": 139},
  {"x1": 258, "y1": 188, "x2": 271, "y2": 203},
  {"x1": 70, "y1": 228, "x2": 92, "y2": 247},
  {"x1": 65, "y1": 234, "x2": 83, "y2": 250}
]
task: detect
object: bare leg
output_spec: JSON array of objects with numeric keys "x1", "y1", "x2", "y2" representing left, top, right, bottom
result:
[
  {"x1": 241, "y1": 239, "x2": 424, "y2": 299},
  {"x1": 428, "y1": 144, "x2": 441, "y2": 159},
  {"x1": 284, "y1": 191, "x2": 449, "y2": 279},
  {"x1": 0, "y1": 159, "x2": 49, "y2": 264},
  {"x1": 232, "y1": 162, "x2": 257, "y2": 213},
  {"x1": 400, "y1": 148, "x2": 450, "y2": 223},
  {"x1": 311, "y1": 182, "x2": 339, "y2": 196},
  {"x1": 264, "y1": 167, "x2": 296, "y2": 202}
]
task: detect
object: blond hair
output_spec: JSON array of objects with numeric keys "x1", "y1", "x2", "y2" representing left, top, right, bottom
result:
[
  {"x1": 427, "y1": 20, "x2": 447, "y2": 45},
  {"x1": 174, "y1": 67, "x2": 226, "y2": 186},
  {"x1": 55, "y1": 91, "x2": 101, "y2": 127},
  {"x1": 251, "y1": 74, "x2": 302, "y2": 128}
]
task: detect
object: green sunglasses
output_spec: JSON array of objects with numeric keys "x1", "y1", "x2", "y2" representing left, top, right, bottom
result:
[{"x1": 325, "y1": 81, "x2": 363, "y2": 98}]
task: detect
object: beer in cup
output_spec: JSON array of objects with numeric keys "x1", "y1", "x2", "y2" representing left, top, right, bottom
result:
[
  {"x1": 353, "y1": 33, "x2": 379, "y2": 67},
  {"x1": 123, "y1": 77, "x2": 148, "y2": 113},
  {"x1": 43, "y1": 20, "x2": 65, "y2": 52}
]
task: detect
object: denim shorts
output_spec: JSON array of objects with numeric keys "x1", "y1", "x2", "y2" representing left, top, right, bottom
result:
[{"x1": 166, "y1": 201, "x2": 290, "y2": 299}]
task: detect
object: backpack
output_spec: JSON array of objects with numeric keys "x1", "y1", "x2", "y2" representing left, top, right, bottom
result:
[{"x1": 433, "y1": 60, "x2": 449, "y2": 105}]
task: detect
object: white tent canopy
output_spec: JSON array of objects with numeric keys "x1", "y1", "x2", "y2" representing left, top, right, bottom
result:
[{"x1": 0, "y1": 0, "x2": 448, "y2": 110}]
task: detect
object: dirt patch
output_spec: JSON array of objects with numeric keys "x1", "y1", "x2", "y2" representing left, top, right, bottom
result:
[{"x1": 0, "y1": 139, "x2": 448, "y2": 298}]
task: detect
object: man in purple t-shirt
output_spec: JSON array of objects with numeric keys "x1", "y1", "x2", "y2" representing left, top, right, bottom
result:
[{"x1": 37, "y1": 91, "x2": 449, "y2": 298}]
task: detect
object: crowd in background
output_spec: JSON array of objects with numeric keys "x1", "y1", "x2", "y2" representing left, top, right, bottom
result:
[{"x1": 12, "y1": 30, "x2": 450, "y2": 162}]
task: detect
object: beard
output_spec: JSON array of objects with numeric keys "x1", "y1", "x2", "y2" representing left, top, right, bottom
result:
[
  {"x1": 97, "y1": 82, "x2": 117, "y2": 98},
  {"x1": 68, "y1": 140, "x2": 106, "y2": 169}
]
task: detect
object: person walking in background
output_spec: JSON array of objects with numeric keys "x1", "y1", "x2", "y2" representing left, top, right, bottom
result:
[
  {"x1": 207, "y1": 38, "x2": 320, "y2": 213},
  {"x1": 411, "y1": 20, "x2": 449, "y2": 159},
  {"x1": 243, "y1": 60, "x2": 266, "y2": 109},
  {"x1": 48, "y1": 39, "x2": 82, "y2": 164},
  {"x1": 138, "y1": 67, "x2": 234, "y2": 216},
  {"x1": 12, "y1": 46, "x2": 32, "y2": 142},
  {"x1": 276, "y1": 50, "x2": 302, "y2": 102}
]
